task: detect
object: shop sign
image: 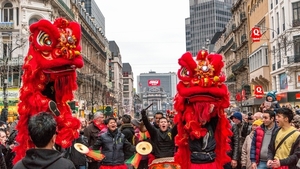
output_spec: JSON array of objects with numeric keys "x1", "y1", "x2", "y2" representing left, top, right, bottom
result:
[
  {"x1": 254, "y1": 85, "x2": 264, "y2": 99},
  {"x1": 148, "y1": 80, "x2": 160, "y2": 86},
  {"x1": 251, "y1": 27, "x2": 262, "y2": 42}
]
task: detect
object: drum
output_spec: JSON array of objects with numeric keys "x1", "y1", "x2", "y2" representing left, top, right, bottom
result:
[{"x1": 149, "y1": 157, "x2": 181, "y2": 169}]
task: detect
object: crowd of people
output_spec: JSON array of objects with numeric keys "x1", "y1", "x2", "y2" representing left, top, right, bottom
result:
[{"x1": 0, "y1": 91, "x2": 299, "y2": 169}]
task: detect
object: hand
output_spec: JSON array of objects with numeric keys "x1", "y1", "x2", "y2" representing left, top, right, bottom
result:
[
  {"x1": 231, "y1": 160, "x2": 237, "y2": 168},
  {"x1": 267, "y1": 160, "x2": 273, "y2": 168},
  {"x1": 251, "y1": 162, "x2": 257, "y2": 169},
  {"x1": 141, "y1": 109, "x2": 146, "y2": 116},
  {"x1": 272, "y1": 159, "x2": 280, "y2": 168}
]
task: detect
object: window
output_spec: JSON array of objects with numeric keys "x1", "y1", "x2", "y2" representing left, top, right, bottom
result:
[
  {"x1": 265, "y1": 48, "x2": 268, "y2": 65},
  {"x1": 282, "y1": 7, "x2": 285, "y2": 31},
  {"x1": 276, "y1": 12, "x2": 279, "y2": 34},
  {"x1": 278, "y1": 43, "x2": 281, "y2": 61},
  {"x1": 293, "y1": 2, "x2": 300, "y2": 27},
  {"x1": 123, "y1": 79, "x2": 129, "y2": 84},
  {"x1": 271, "y1": 17, "x2": 274, "y2": 38},
  {"x1": 29, "y1": 18, "x2": 39, "y2": 25},
  {"x1": 272, "y1": 46, "x2": 276, "y2": 62},
  {"x1": 270, "y1": 0, "x2": 273, "y2": 9},
  {"x1": 293, "y1": 35, "x2": 300, "y2": 63},
  {"x1": 123, "y1": 85, "x2": 129, "y2": 91},
  {"x1": 3, "y1": 3, "x2": 13, "y2": 22}
]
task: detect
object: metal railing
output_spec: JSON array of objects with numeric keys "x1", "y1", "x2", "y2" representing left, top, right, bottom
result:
[{"x1": 232, "y1": 58, "x2": 248, "y2": 73}]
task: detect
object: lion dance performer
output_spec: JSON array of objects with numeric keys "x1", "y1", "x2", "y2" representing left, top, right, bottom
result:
[
  {"x1": 13, "y1": 17, "x2": 84, "y2": 163},
  {"x1": 174, "y1": 50, "x2": 232, "y2": 169}
]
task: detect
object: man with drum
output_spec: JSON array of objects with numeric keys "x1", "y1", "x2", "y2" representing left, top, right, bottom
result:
[{"x1": 141, "y1": 109, "x2": 179, "y2": 169}]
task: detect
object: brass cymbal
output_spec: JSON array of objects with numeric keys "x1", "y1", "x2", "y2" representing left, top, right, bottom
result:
[{"x1": 136, "y1": 141, "x2": 152, "y2": 155}]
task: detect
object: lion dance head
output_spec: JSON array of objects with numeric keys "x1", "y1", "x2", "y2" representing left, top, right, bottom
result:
[
  {"x1": 14, "y1": 18, "x2": 83, "y2": 163},
  {"x1": 174, "y1": 50, "x2": 232, "y2": 168}
]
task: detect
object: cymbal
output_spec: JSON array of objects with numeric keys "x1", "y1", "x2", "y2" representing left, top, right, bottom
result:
[
  {"x1": 74, "y1": 143, "x2": 89, "y2": 154},
  {"x1": 136, "y1": 141, "x2": 152, "y2": 155}
]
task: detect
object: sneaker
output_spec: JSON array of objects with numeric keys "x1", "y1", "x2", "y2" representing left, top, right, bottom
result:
[{"x1": 49, "y1": 100, "x2": 60, "y2": 116}]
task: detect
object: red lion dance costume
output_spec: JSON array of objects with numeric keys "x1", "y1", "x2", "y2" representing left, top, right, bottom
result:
[
  {"x1": 14, "y1": 18, "x2": 83, "y2": 163},
  {"x1": 174, "y1": 50, "x2": 232, "y2": 169}
]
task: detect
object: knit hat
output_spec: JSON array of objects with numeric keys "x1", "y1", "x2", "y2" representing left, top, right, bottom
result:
[
  {"x1": 131, "y1": 118, "x2": 141, "y2": 127},
  {"x1": 266, "y1": 91, "x2": 277, "y2": 101},
  {"x1": 252, "y1": 119, "x2": 263, "y2": 126},
  {"x1": 230, "y1": 112, "x2": 243, "y2": 122}
]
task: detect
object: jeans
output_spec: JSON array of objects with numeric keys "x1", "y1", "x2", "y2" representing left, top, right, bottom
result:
[{"x1": 258, "y1": 161, "x2": 268, "y2": 169}]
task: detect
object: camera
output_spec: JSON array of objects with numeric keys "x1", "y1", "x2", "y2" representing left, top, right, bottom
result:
[{"x1": 247, "y1": 113, "x2": 253, "y2": 120}]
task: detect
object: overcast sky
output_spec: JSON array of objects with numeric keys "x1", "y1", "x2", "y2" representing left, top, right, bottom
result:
[{"x1": 95, "y1": 1, "x2": 190, "y2": 82}]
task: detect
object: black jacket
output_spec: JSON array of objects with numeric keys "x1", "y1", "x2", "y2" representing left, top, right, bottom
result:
[
  {"x1": 65, "y1": 133, "x2": 88, "y2": 166},
  {"x1": 267, "y1": 128, "x2": 300, "y2": 169},
  {"x1": 92, "y1": 129, "x2": 135, "y2": 166},
  {"x1": 120, "y1": 123, "x2": 135, "y2": 159},
  {"x1": 0, "y1": 108, "x2": 7, "y2": 123},
  {"x1": 0, "y1": 147, "x2": 6, "y2": 169},
  {"x1": 84, "y1": 122, "x2": 101, "y2": 147},
  {"x1": 12, "y1": 149, "x2": 75, "y2": 169},
  {"x1": 189, "y1": 117, "x2": 218, "y2": 164},
  {"x1": 230, "y1": 122, "x2": 249, "y2": 161},
  {"x1": 141, "y1": 113, "x2": 178, "y2": 158}
]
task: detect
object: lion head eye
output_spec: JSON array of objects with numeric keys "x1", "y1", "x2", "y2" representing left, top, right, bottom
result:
[
  {"x1": 37, "y1": 31, "x2": 52, "y2": 46},
  {"x1": 202, "y1": 65, "x2": 209, "y2": 72}
]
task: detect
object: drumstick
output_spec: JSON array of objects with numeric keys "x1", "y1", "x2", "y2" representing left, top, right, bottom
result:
[{"x1": 145, "y1": 103, "x2": 153, "y2": 110}]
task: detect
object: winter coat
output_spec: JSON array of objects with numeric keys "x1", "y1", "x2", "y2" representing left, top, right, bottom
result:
[
  {"x1": 65, "y1": 132, "x2": 88, "y2": 166},
  {"x1": 12, "y1": 149, "x2": 75, "y2": 169},
  {"x1": 0, "y1": 109, "x2": 7, "y2": 123},
  {"x1": 119, "y1": 123, "x2": 135, "y2": 159},
  {"x1": 250, "y1": 124, "x2": 278, "y2": 164},
  {"x1": 241, "y1": 131, "x2": 254, "y2": 169},
  {"x1": 231, "y1": 122, "x2": 249, "y2": 161},
  {"x1": 84, "y1": 122, "x2": 101, "y2": 147},
  {"x1": 91, "y1": 129, "x2": 135, "y2": 166},
  {"x1": 267, "y1": 128, "x2": 300, "y2": 169},
  {"x1": 0, "y1": 147, "x2": 6, "y2": 169}
]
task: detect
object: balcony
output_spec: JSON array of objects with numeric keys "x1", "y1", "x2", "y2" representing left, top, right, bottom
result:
[
  {"x1": 232, "y1": 58, "x2": 248, "y2": 74},
  {"x1": 231, "y1": 43, "x2": 237, "y2": 52},
  {"x1": 53, "y1": 0, "x2": 74, "y2": 19},
  {"x1": 277, "y1": 61, "x2": 281, "y2": 69},
  {"x1": 241, "y1": 34, "x2": 247, "y2": 43},
  {"x1": 232, "y1": 23, "x2": 236, "y2": 31},
  {"x1": 0, "y1": 22, "x2": 13, "y2": 30},
  {"x1": 226, "y1": 74, "x2": 236, "y2": 82},
  {"x1": 293, "y1": 19, "x2": 300, "y2": 27},
  {"x1": 287, "y1": 55, "x2": 300, "y2": 63},
  {"x1": 240, "y1": 12, "x2": 246, "y2": 22},
  {"x1": 223, "y1": 37, "x2": 233, "y2": 51}
]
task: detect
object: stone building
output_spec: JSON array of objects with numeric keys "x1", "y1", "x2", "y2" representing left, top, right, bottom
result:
[{"x1": 0, "y1": 0, "x2": 110, "y2": 119}]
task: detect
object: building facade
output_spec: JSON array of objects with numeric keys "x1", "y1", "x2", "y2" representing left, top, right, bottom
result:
[
  {"x1": 122, "y1": 63, "x2": 134, "y2": 117},
  {"x1": 109, "y1": 41, "x2": 124, "y2": 116},
  {"x1": 243, "y1": 0, "x2": 271, "y2": 109},
  {"x1": 82, "y1": 0, "x2": 105, "y2": 34},
  {"x1": 186, "y1": 0, "x2": 233, "y2": 56},
  {"x1": 269, "y1": 0, "x2": 300, "y2": 106},
  {"x1": 0, "y1": 0, "x2": 110, "y2": 120},
  {"x1": 137, "y1": 71, "x2": 177, "y2": 114}
]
